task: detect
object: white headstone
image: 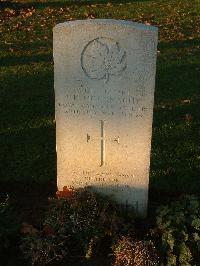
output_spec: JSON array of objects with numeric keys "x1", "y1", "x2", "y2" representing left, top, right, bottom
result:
[{"x1": 54, "y1": 19, "x2": 158, "y2": 217}]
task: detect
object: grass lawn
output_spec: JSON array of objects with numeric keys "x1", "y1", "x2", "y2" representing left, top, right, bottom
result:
[{"x1": 0, "y1": 0, "x2": 200, "y2": 217}]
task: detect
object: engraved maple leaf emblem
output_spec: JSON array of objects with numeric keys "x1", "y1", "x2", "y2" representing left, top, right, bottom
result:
[{"x1": 81, "y1": 38, "x2": 127, "y2": 82}]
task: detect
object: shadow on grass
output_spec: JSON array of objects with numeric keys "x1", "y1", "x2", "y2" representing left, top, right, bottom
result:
[
  {"x1": 0, "y1": 53, "x2": 52, "y2": 67},
  {"x1": 158, "y1": 38, "x2": 200, "y2": 49},
  {"x1": 0, "y1": 66, "x2": 54, "y2": 125},
  {"x1": 0, "y1": 68, "x2": 56, "y2": 193},
  {"x1": 155, "y1": 62, "x2": 199, "y2": 103}
]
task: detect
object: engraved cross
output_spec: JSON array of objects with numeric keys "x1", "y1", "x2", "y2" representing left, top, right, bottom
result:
[{"x1": 87, "y1": 120, "x2": 120, "y2": 167}]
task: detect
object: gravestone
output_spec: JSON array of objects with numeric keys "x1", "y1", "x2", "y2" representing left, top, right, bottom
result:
[{"x1": 54, "y1": 19, "x2": 158, "y2": 217}]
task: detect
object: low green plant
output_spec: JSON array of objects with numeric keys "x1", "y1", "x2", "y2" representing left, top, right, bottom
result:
[
  {"x1": 113, "y1": 235, "x2": 159, "y2": 266},
  {"x1": 154, "y1": 195, "x2": 200, "y2": 266},
  {"x1": 21, "y1": 188, "x2": 136, "y2": 265},
  {"x1": 21, "y1": 228, "x2": 68, "y2": 266}
]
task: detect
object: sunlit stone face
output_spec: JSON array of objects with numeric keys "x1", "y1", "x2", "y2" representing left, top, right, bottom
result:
[{"x1": 54, "y1": 20, "x2": 158, "y2": 217}]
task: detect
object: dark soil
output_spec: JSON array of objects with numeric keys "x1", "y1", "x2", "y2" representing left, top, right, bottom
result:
[{"x1": 0, "y1": 180, "x2": 56, "y2": 225}]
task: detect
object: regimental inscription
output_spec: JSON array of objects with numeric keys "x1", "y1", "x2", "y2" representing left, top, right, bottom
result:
[
  {"x1": 81, "y1": 37, "x2": 127, "y2": 82},
  {"x1": 57, "y1": 86, "x2": 148, "y2": 119}
]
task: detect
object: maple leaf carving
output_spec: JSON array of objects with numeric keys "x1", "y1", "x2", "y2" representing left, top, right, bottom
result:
[
  {"x1": 81, "y1": 38, "x2": 127, "y2": 82},
  {"x1": 105, "y1": 42, "x2": 126, "y2": 76}
]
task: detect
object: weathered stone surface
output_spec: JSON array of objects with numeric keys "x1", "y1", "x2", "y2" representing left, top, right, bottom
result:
[{"x1": 54, "y1": 19, "x2": 158, "y2": 216}]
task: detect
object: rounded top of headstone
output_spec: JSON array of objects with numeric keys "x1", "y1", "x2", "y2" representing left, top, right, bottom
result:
[{"x1": 53, "y1": 19, "x2": 158, "y2": 33}]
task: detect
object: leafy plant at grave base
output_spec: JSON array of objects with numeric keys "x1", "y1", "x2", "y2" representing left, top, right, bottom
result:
[
  {"x1": 112, "y1": 235, "x2": 160, "y2": 266},
  {"x1": 153, "y1": 195, "x2": 200, "y2": 266},
  {"x1": 20, "y1": 226, "x2": 68, "y2": 266},
  {"x1": 21, "y1": 187, "x2": 136, "y2": 265},
  {"x1": 0, "y1": 196, "x2": 20, "y2": 255}
]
